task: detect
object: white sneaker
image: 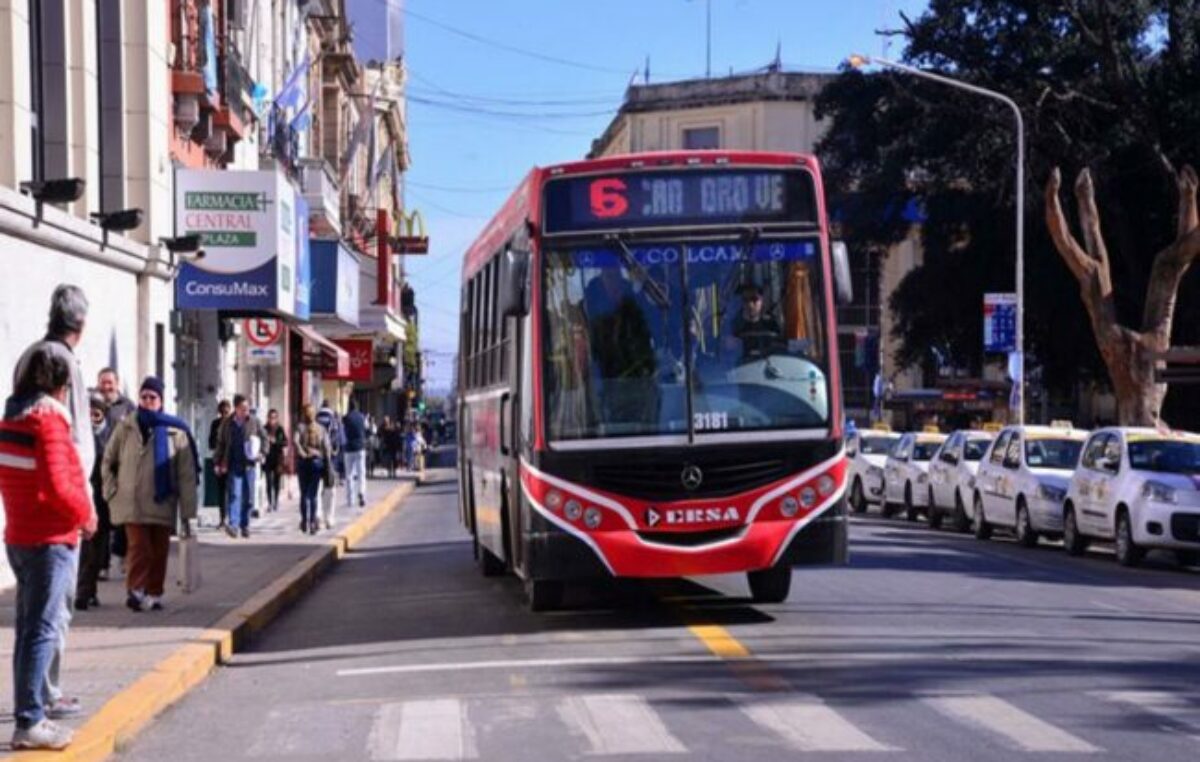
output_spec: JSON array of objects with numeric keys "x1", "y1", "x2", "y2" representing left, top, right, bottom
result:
[{"x1": 12, "y1": 719, "x2": 73, "y2": 750}]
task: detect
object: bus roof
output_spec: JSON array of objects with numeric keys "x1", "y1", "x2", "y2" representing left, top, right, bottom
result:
[{"x1": 460, "y1": 151, "x2": 824, "y2": 281}]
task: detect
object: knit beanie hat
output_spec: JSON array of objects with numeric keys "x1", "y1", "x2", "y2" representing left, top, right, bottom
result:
[{"x1": 140, "y1": 376, "x2": 165, "y2": 398}]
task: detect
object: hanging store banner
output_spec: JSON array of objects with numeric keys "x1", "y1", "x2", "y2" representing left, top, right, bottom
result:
[
  {"x1": 294, "y1": 195, "x2": 312, "y2": 320},
  {"x1": 174, "y1": 168, "x2": 299, "y2": 315},
  {"x1": 324, "y1": 339, "x2": 374, "y2": 383},
  {"x1": 310, "y1": 240, "x2": 361, "y2": 327}
]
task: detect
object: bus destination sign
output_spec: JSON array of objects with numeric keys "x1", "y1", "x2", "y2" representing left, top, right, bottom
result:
[{"x1": 543, "y1": 168, "x2": 817, "y2": 234}]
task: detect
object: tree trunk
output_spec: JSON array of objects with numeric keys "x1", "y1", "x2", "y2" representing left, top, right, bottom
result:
[{"x1": 1044, "y1": 166, "x2": 1199, "y2": 427}]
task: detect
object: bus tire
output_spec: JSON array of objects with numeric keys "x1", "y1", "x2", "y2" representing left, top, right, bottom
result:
[
  {"x1": 526, "y1": 579, "x2": 564, "y2": 612},
  {"x1": 479, "y1": 542, "x2": 506, "y2": 577},
  {"x1": 748, "y1": 565, "x2": 792, "y2": 604}
]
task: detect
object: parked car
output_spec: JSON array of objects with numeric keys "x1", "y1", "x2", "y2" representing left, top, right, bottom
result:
[
  {"x1": 883, "y1": 430, "x2": 949, "y2": 520},
  {"x1": 846, "y1": 426, "x2": 901, "y2": 514},
  {"x1": 1063, "y1": 428, "x2": 1200, "y2": 567},
  {"x1": 972, "y1": 422, "x2": 1088, "y2": 546},
  {"x1": 926, "y1": 428, "x2": 997, "y2": 531}
]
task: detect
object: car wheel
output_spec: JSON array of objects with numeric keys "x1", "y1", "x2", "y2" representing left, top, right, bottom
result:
[
  {"x1": 926, "y1": 487, "x2": 943, "y2": 529},
  {"x1": 1062, "y1": 505, "x2": 1087, "y2": 556},
  {"x1": 748, "y1": 565, "x2": 792, "y2": 604},
  {"x1": 1015, "y1": 500, "x2": 1038, "y2": 548},
  {"x1": 526, "y1": 579, "x2": 564, "y2": 611},
  {"x1": 951, "y1": 491, "x2": 970, "y2": 533},
  {"x1": 904, "y1": 483, "x2": 919, "y2": 522},
  {"x1": 850, "y1": 478, "x2": 867, "y2": 514},
  {"x1": 1114, "y1": 510, "x2": 1144, "y2": 567},
  {"x1": 973, "y1": 494, "x2": 992, "y2": 540}
]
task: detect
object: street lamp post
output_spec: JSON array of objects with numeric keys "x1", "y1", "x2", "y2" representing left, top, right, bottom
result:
[{"x1": 848, "y1": 54, "x2": 1026, "y2": 426}]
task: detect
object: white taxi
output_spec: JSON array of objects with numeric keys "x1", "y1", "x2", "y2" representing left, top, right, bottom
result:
[
  {"x1": 972, "y1": 423, "x2": 1089, "y2": 546},
  {"x1": 846, "y1": 426, "x2": 901, "y2": 514},
  {"x1": 883, "y1": 430, "x2": 949, "y2": 521},
  {"x1": 925, "y1": 428, "x2": 996, "y2": 532},
  {"x1": 1062, "y1": 428, "x2": 1200, "y2": 567}
]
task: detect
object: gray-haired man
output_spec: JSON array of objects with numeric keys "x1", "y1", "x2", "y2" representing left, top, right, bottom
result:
[{"x1": 11, "y1": 284, "x2": 93, "y2": 720}]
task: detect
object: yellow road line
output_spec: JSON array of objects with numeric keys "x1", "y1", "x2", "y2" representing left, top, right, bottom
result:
[
  {"x1": 686, "y1": 623, "x2": 789, "y2": 692},
  {"x1": 687, "y1": 624, "x2": 751, "y2": 659}
]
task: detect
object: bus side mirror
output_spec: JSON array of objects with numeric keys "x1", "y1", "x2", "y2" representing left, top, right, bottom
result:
[
  {"x1": 831, "y1": 241, "x2": 853, "y2": 305},
  {"x1": 500, "y1": 248, "x2": 531, "y2": 317}
]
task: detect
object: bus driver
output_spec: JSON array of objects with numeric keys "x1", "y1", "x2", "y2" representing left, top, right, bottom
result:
[{"x1": 725, "y1": 282, "x2": 782, "y2": 359}]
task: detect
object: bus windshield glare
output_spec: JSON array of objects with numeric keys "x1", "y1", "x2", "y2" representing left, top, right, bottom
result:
[{"x1": 542, "y1": 236, "x2": 830, "y2": 441}]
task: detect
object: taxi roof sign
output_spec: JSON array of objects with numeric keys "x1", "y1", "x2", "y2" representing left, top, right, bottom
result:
[
  {"x1": 982, "y1": 422, "x2": 1004, "y2": 433},
  {"x1": 1050, "y1": 419, "x2": 1075, "y2": 430},
  {"x1": 922, "y1": 425, "x2": 941, "y2": 433},
  {"x1": 870, "y1": 423, "x2": 893, "y2": 432}
]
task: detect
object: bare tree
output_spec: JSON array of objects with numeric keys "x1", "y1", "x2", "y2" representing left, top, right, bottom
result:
[{"x1": 1044, "y1": 165, "x2": 1199, "y2": 425}]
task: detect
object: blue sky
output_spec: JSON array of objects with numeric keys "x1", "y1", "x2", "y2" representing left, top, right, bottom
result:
[{"x1": 397, "y1": 0, "x2": 929, "y2": 390}]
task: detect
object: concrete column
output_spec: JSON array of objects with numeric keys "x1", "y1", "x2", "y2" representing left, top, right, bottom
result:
[
  {"x1": 121, "y1": 0, "x2": 172, "y2": 244},
  {"x1": 66, "y1": 0, "x2": 100, "y2": 218},
  {"x1": 0, "y1": 0, "x2": 34, "y2": 189}
]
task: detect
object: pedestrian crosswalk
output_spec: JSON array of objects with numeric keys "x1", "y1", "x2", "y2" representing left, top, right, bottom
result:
[{"x1": 279, "y1": 687, "x2": 1200, "y2": 760}]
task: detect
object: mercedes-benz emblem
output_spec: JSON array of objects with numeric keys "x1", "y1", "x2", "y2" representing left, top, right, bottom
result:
[{"x1": 681, "y1": 464, "x2": 703, "y2": 491}]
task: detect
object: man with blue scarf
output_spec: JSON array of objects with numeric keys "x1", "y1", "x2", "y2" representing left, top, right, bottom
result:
[{"x1": 101, "y1": 378, "x2": 199, "y2": 612}]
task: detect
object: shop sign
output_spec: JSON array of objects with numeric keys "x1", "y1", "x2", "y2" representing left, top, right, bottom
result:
[
  {"x1": 175, "y1": 168, "x2": 299, "y2": 315},
  {"x1": 310, "y1": 240, "x2": 361, "y2": 326},
  {"x1": 294, "y1": 195, "x2": 312, "y2": 320},
  {"x1": 324, "y1": 339, "x2": 373, "y2": 382}
]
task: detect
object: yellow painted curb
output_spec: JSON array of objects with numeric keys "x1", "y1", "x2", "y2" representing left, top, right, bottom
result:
[{"x1": 4, "y1": 482, "x2": 415, "y2": 761}]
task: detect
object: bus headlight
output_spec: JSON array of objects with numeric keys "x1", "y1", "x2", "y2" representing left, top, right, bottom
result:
[
  {"x1": 546, "y1": 490, "x2": 564, "y2": 511},
  {"x1": 817, "y1": 474, "x2": 837, "y2": 497},
  {"x1": 564, "y1": 499, "x2": 583, "y2": 521},
  {"x1": 584, "y1": 507, "x2": 602, "y2": 529},
  {"x1": 780, "y1": 496, "x2": 800, "y2": 517},
  {"x1": 799, "y1": 487, "x2": 817, "y2": 509}
]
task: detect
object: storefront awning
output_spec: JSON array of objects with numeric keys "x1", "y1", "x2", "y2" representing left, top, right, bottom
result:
[{"x1": 292, "y1": 324, "x2": 350, "y2": 377}]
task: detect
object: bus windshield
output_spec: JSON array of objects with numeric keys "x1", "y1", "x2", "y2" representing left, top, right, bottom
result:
[{"x1": 542, "y1": 237, "x2": 830, "y2": 441}]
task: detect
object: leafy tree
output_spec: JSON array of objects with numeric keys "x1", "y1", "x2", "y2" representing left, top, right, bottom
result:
[{"x1": 816, "y1": 0, "x2": 1200, "y2": 427}]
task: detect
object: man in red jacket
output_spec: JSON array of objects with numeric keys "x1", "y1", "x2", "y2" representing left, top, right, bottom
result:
[{"x1": 0, "y1": 349, "x2": 95, "y2": 750}]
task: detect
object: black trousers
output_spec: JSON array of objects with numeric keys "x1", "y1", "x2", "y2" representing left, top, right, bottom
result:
[
  {"x1": 77, "y1": 493, "x2": 113, "y2": 601},
  {"x1": 216, "y1": 472, "x2": 229, "y2": 524}
]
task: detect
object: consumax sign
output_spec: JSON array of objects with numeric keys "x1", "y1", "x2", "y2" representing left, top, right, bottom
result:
[{"x1": 174, "y1": 168, "x2": 299, "y2": 315}]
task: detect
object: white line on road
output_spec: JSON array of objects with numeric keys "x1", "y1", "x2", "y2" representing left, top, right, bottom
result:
[
  {"x1": 370, "y1": 700, "x2": 479, "y2": 761},
  {"x1": 1094, "y1": 691, "x2": 1200, "y2": 739},
  {"x1": 557, "y1": 694, "x2": 686, "y2": 755},
  {"x1": 923, "y1": 693, "x2": 1101, "y2": 753},
  {"x1": 738, "y1": 694, "x2": 896, "y2": 752},
  {"x1": 336, "y1": 649, "x2": 1179, "y2": 679}
]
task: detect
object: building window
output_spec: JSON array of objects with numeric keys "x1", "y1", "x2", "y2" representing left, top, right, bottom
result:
[
  {"x1": 683, "y1": 126, "x2": 720, "y2": 150},
  {"x1": 29, "y1": 0, "x2": 45, "y2": 182}
]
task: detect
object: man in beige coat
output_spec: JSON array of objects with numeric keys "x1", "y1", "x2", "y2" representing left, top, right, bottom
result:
[{"x1": 101, "y1": 378, "x2": 198, "y2": 611}]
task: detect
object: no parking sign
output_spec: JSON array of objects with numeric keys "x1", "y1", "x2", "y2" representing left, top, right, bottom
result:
[{"x1": 245, "y1": 318, "x2": 283, "y2": 365}]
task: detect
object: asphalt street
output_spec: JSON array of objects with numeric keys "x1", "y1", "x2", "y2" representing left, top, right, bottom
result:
[{"x1": 119, "y1": 462, "x2": 1200, "y2": 761}]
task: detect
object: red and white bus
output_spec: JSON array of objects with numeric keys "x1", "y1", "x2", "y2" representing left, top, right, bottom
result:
[{"x1": 458, "y1": 151, "x2": 853, "y2": 610}]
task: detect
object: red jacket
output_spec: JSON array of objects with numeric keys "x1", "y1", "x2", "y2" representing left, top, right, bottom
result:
[{"x1": 0, "y1": 395, "x2": 92, "y2": 546}]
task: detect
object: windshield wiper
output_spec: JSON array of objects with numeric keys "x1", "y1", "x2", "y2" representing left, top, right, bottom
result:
[{"x1": 604, "y1": 233, "x2": 669, "y2": 309}]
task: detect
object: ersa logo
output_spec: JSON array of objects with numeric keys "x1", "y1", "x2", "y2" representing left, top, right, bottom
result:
[{"x1": 644, "y1": 505, "x2": 741, "y2": 528}]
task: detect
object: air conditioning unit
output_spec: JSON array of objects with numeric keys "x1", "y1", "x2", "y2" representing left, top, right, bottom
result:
[
  {"x1": 205, "y1": 128, "x2": 228, "y2": 157},
  {"x1": 174, "y1": 94, "x2": 200, "y2": 134}
]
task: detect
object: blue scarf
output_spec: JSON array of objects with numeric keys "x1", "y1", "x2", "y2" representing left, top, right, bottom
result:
[{"x1": 136, "y1": 409, "x2": 201, "y2": 502}]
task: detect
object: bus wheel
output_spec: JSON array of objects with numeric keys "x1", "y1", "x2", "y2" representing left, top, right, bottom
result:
[
  {"x1": 526, "y1": 579, "x2": 564, "y2": 612},
  {"x1": 479, "y1": 543, "x2": 506, "y2": 577},
  {"x1": 850, "y1": 478, "x2": 867, "y2": 514},
  {"x1": 748, "y1": 566, "x2": 792, "y2": 604}
]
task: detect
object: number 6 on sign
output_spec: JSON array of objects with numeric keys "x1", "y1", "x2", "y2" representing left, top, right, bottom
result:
[{"x1": 589, "y1": 178, "x2": 628, "y2": 218}]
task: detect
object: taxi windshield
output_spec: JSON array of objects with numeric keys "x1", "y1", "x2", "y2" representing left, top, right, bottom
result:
[
  {"x1": 964, "y1": 439, "x2": 991, "y2": 461},
  {"x1": 1128, "y1": 440, "x2": 1200, "y2": 475},
  {"x1": 861, "y1": 436, "x2": 898, "y2": 455},
  {"x1": 1025, "y1": 438, "x2": 1084, "y2": 470},
  {"x1": 912, "y1": 442, "x2": 941, "y2": 461}
]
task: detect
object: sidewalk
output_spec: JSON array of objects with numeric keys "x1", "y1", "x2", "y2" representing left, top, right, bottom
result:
[{"x1": 0, "y1": 474, "x2": 419, "y2": 759}]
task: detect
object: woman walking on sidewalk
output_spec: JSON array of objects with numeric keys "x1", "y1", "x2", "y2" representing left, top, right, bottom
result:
[
  {"x1": 263, "y1": 409, "x2": 288, "y2": 512},
  {"x1": 0, "y1": 349, "x2": 96, "y2": 750},
  {"x1": 293, "y1": 404, "x2": 332, "y2": 534},
  {"x1": 102, "y1": 377, "x2": 199, "y2": 612}
]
